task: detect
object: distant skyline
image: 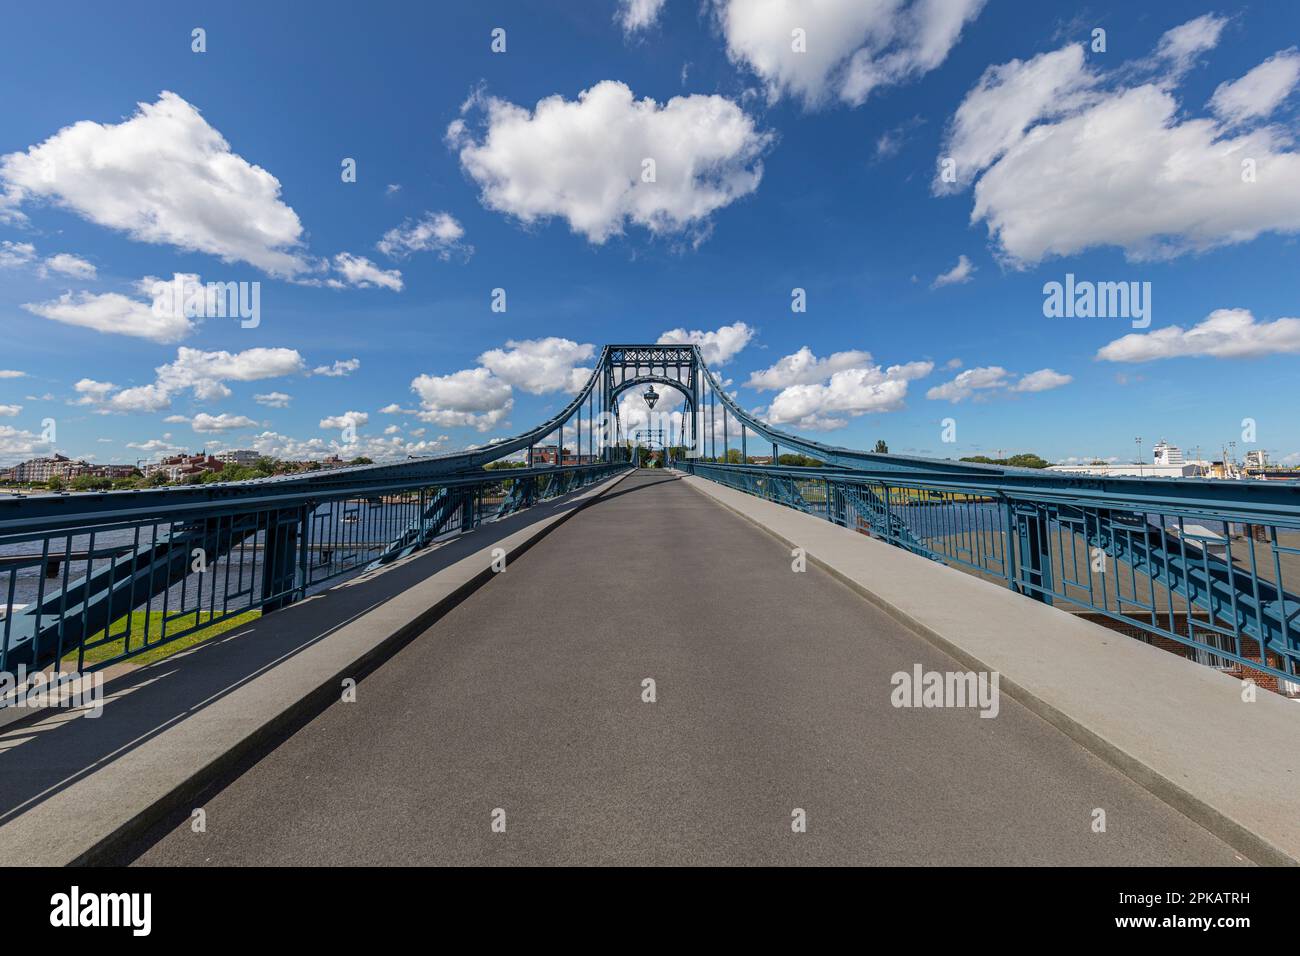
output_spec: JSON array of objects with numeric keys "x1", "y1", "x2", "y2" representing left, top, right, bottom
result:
[{"x1": 2, "y1": 0, "x2": 1299, "y2": 468}]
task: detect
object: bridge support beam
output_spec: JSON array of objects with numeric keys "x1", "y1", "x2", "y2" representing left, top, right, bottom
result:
[
  {"x1": 460, "y1": 490, "x2": 475, "y2": 531},
  {"x1": 1013, "y1": 509, "x2": 1054, "y2": 605},
  {"x1": 260, "y1": 506, "x2": 304, "y2": 614}
]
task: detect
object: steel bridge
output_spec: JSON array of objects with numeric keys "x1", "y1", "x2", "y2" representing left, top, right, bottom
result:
[
  {"x1": 2, "y1": 342, "x2": 1299, "y2": 866},
  {"x1": 3, "y1": 343, "x2": 1297, "y2": 687}
]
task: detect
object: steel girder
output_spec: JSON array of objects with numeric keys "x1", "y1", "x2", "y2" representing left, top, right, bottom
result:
[{"x1": 365, "y1": 487, "x2": 463, "y2": 570}]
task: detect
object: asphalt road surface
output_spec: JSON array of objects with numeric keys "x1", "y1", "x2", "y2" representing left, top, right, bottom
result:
[{"x1": 134, "y1": 470, "x2": 1245, "y2": 865}]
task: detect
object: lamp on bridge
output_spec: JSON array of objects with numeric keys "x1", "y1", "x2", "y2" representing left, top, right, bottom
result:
[{"x1": 642, "y1": 385, "x2": 659, "y2": 410}]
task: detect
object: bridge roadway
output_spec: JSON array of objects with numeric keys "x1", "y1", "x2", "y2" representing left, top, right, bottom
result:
[{"x1": 131, "y1": 471, "x2": 1244, "y2": 865}]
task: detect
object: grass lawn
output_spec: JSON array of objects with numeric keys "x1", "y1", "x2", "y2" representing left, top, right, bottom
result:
[{"x1": 61, "y1": 609, "x2": 261, "y2": 667}]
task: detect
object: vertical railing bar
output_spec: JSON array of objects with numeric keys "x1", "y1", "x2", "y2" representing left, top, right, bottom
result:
[
  {"x1": 1268, "y1": 526, "x2": 1295, "y2": 677},
  {"x1": 1244, "y1": 523, "x2": 1266, "y2": 671},
  {"x1": 123, "y1": 525, "x2": 140, "y2": 656},
  {"x1": 1, "y1": 565, "x2": 17, "y2": 673},
  {"x1": 55, "y1": 535, "x2": 73, "y2": 671},
  {"x1": 143, "y1": 523, "x2": 159, "y2": 647}
]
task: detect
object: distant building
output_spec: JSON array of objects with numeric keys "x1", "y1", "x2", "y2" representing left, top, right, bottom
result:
[
  {"x1": 1047, "y1": 461, "x2": 1208, "y2": 478},
  {"x1": 2, "y1": 457, "x2": 139, "y2": 483},
  {"x1": 1152, "y1": 440, "x2": 1184, "y2": 466},
  {"x1": 528, "y1": 446, "x2": 596, "y2": 466},
  {"x1": 1244, "y1": 449, "x2": 1269, "y2": 469},
  {"x1": 215, "y1": 449, "x2": 260, "y2": 468},
  {"x1": 143, "y1": 453, "x2": 224, "y2": 481},
  {"x1": 6, "y1": 454, "x2": 88, "y2": 483},
  {"x1": 1047, "y1": 437, "x2": 1216, "y2": 478},
  {"x1": 85, "y1": 464, "x2": 139, "y2": 479}
]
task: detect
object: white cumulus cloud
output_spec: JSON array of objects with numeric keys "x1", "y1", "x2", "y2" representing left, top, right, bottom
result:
[
  {"x1": 1010, "y1": 368, "x2": 1073, "y2": 393},
  {"x1": 377, "y1": 211, "x2": 471, "y2": 260},
  {"x1": 657, "y1": 321, "x2": 754, "y2": 366},
  {"x1": 74, "y1": 347, "x2": 305, "y2": 413},
  {"x1": 763, "y1": 356, "x2": 934, "y2": 430},
  {"x1": 0, "y1": 424, "x2": 53, "y2": 466},
  {"x1": 39, "y1": 252, "x2": 97, "y2": 279},
  {"x1": 312, "y1": 358, "x2": 361, "y2": 377},
  {"x1": 332, "y1": 253, "x2": 403, "y2": 291},
  {"x1": 746, "y1": 346, "x2": 874, "y2": 390},
  {"x1": 931, "y1": 254, "x2": 975, "y2": 288},
  {"x1": 478, "y1": 338, "x2": 595, "y2": 394},
  {"x1": 1209, "y1": 48, "x2": 1300, "y2": 126},
  {"x1": 938, "y1": 20, "x2": 1300, "y2": 266},
  {"x1": 618, "y1": 0, "x2": 667, "y2": 34},
  {"x1": 1152, "y1": 12, "x2": 1228, "y2": 76},
  {"x1": 192, "y1": 413, "x2": 258, "y2": 433},
  {"x1": 713, "y1": 0, "x2": 986, "y2": 108},
  {"x1": 925, "y1": 366, "x2": 1008, "y2": 402},
  {"x1": 0, "y1": 91, "x2": 308, "y2": 276},
  {"x1": 23, "y1": 279, "x2": 193, "y2": 343},
  {"x1": 1096, "y1": 308, "x2": 1300, "y2": 362},
  {"x1": 320, "y1": 411, "x2": 369, "y2": 431},
  {"x1": 410, "y1": 367, "x2": 513, "y2": 432},
  {"x1": 926, "y1": 365, "x2": 1070, "y2": 402},
  {"x1": 448, "y1": 80, "x2": 771, "y2": 244},
  {"x1": 0, "y1": 240, "x2": 36, "y2": 269}
]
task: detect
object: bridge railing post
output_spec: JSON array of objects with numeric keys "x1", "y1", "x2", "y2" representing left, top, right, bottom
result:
[
  {"x1": 260, "y1": 505, "x2": 305, "y2": 614},
  {"x1": 460, "y1": 488, "x2": 475, "y2": 531},
  {"x1": 1001, "y1": 498, "x2": 1017, "y2": 592},
  {"x1": 1012, "y1": 503, "x2": 1054, "y2": 605}
]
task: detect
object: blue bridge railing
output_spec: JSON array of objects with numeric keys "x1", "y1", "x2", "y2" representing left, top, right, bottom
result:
[
  {"x1": 679, "y1": 460, "x2": 1300, "y2": 691},
  {"x1": 0, "y1": 344, "x2": 642, "y2": 675},
  {"x1": 0, "y1": 461, "x2": 628, "y2": 674}
]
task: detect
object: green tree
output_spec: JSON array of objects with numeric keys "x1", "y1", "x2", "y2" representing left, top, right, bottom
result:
[
  {"x1": 46, "y1": 475, "x2": 65, "y2": 491},
  {"x1": 960, "y1": 453, "x2": 1051, "y2": 469},
  {"x1": 70, "y1": 475, "x2": 113, "y2": 491},
  {"x1": 349, "y1": 456, "x2": 373, "y2": 465},
  {"x1": 874, "y1": 440, "x2": 889, "y2": 454},
  {"x1": 777, "y1": 453, "x2": 824, "y2": 467},
  {"x1": 1005, "y1": 453, "x2": 1050, "y2": 469}
]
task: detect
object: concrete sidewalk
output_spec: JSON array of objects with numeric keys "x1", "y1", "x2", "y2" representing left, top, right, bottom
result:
[
  {"x1": 0, "y1": 469, "x2": 631, "y2": 866},
  {"x1": 682, "y1": 475, "x2": 1300, "y2": 866}
]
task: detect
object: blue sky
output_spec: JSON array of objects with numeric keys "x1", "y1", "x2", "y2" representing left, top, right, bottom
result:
[{"x1": 1, "y1": 0, "x2": 1298, "y2": 468}]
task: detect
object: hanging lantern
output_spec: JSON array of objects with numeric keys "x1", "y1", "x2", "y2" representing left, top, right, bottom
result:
[{"x1": 643, "y1": 385, "x2": 659, "y2": 409}]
